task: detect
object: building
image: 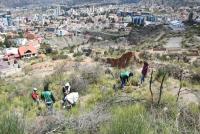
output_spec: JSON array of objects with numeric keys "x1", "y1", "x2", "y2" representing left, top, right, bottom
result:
[
  {"x1": 3, "y1": 47, "x2": 20, "y2": 61},
  {"x1": 169, "y1": 20, "x2": 185, "y2": 31},
  {"x1": 146, "y1": 15, "x2": 157, "y2": 22},
  {"x1": 56, "y1": 29, "x2": 67, "y2": 36},
  {"x1": 1, "y1": 15, "x2": 13, "y2": 26},
  {"x1": 18, "y1": 45, "x2": 37, "y2": 59},
  {"x1": 54, "y1": 6, "x2": 62, "y2": 17},
  {"x1": 132, "y1": 16, "x2": 145, "y2": 26},
  {"x1": 14, "y1": 38, "x2": 28, "y2": 46}
]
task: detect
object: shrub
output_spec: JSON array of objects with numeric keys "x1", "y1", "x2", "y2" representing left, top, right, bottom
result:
[
  {"x1": 101, "y1": 104, "x2": 151, "y2": 134},
  {"x1": 69, "y1": 74, "x2": 88, "y2": 93},
  {"x1": 74, "y1": 56, "x2": 84, "y2": 62},
  {"x1": 190, "y1": 73, "x2": 200, "y2": 84},
  {"x1": 80, "y1": 65, "x2": 103, "y2": 84},
  {"x1": 52, "y1": 55, "x2": 68, "y2": 60},
  {"x1": 124, "y1": 86, "x2": 133, "y2": 93},
  {"x1": 0, "y1": 113, "x2": 25, "y2": 134},
  {"x1": 155, "y1": 68, "x2": 167, "y2": 82},
  {"x1": 73, "y1": 51, "x2": 83, "y2": 57},
  {"x1": 129, "y1": 76, "x2": 139, "y2": 86}
]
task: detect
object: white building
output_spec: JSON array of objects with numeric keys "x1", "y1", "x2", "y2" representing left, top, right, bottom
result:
[
  {"x1": 3, "y1": 47, "x2": 18, "y2": 55},
  {"x1": 15, "y1": 38, "x2": 28, "y2": 46},
  {"x1": 56, "y1": 29, "x2": 68, "y2": 36},
  {"x1": 169, "y1": 20, "x2": 185, "y2": 31}
]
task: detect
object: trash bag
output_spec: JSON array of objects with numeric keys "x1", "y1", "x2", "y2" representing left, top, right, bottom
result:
[{"x1": 64, "y1": 92, "x2": 79, "y2": 105}]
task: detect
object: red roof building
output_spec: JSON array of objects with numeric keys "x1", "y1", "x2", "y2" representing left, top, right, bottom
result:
[{"x1": 18, "y1": 45, "x2": 37, "y2": 58}]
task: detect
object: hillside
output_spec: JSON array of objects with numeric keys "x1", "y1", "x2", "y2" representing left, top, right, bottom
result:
[
  {"x1": 139, "y1": 0, "x2": 200, "y2": 7},
  {"x1": 0, "y1": 0, "x2": 139, "y2": 7}
]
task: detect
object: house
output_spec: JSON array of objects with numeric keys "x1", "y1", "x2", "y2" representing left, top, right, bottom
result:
[
  {"x1": 3, "y1": 47, "x2": 20, "y2": 61},
  {"x1": 14, "y1": 38, "x2": 28, "y2": 46},
  {"x1": 18, "y1": 45, "x2": 37, "y2": 59},
  {"x1": 56, "y1": 29, "x2": 67, "y2": 36},
  {"x1": 27, "y1": 40, "x2": 41, "y2": 50},
  {"x1": 169, "y1": 20, "x2": 185, "y2": 31}
]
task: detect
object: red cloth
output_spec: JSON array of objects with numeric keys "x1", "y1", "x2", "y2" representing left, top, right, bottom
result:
[{"x1": 31, "y1": 92, "x2": 39, "y2": 101}]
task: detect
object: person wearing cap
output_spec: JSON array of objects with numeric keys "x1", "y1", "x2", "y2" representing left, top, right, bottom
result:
[
  {"x1": 63, "y1": 82, "x2": 71, "y2": 96},
  {"x1": 62, "y1": 82, "x2": 71, "y2": 108},
  {"x1": 31, "y1": 88, "x2": 40, "y2": 105},
  {"x1": 120, "y1": 71, "x2": 134, "y2": 89}
]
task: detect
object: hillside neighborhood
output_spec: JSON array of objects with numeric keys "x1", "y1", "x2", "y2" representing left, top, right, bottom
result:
[{"x1": 0, "y1": 1, "x2": 199, "y2": 134}]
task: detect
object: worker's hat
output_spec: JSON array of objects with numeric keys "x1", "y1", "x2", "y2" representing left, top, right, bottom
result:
[
  {"x1": 65, "y1": 82, "x2": 70, "y2": 87},
  {"x1": 33, "y1": 88, "x2": 37, "y2": 91}
]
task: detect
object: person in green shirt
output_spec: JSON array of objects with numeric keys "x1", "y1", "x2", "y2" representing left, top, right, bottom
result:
[
  {"x1": 41, "y1": 83, "x2": 55, "y2": 111},
  {"x1": 120, "y1": 71, "x2": 133, "y2": 89}
]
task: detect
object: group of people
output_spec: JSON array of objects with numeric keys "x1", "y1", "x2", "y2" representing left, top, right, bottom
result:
[
  {"x1": 120, "y1": 61, "x2": 149, "y2": 89},
  {"x1": 31, "y1": 82, "x2": 74, "y2": 110},
  {"x1": 31, "y1": 61, "x2": 149, "y2": 111}
]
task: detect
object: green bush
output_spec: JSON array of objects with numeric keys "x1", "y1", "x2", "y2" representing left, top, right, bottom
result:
[
  {"x1": 0, "y1": 113, "x2": 25, "y2": 134},
  {"x1": 73, "y1": 51, "x2": 83, "y2": 57}
]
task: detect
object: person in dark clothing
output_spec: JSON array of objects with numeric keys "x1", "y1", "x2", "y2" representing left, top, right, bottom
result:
[
  {"x1": 62, "y1": 82, "x2": 71, "y2": 108},
  {"x1": 41, "y1": 83, "x2": 55, "y2": 111},
  {"x1": 62, "y1": 83, "x2": 71, "y2": 96},
  {"x1": 141, "y1": 61, "x2": 149, "y2": 84},
  {"x1": 120, "y1": 71, "x2": 133, "y2": 89}
]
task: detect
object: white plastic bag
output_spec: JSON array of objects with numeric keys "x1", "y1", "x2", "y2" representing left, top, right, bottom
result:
[{"x1": 65, "y1": 92, "x2": 79, "y2": 104}]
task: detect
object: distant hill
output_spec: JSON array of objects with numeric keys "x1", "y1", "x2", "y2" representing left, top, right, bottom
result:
[
  {"x1": 0, "y1": 0, "x2": 139, "y2": 7},
  {"x1": 0, "y1": 0, "x2": 199, "y2": 8},
  {"x1": 139, "y1": 0, "x2": 200, "y2": 7}
]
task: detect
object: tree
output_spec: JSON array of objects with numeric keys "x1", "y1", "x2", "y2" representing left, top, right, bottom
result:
[
  {"x1": 4, "y1": 36, "x2": 12, "y2": 48},
  {"x1": 18, "y1": 32, "x2": 24, "y2": 38},
  {"x1": 188, "y1": 11, "x2": 194, "y2": 23}
]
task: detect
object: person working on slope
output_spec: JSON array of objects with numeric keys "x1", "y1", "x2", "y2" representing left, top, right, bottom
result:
[
  {"x1": 120, "y1": 71, "x2": 133, "y2": 89},
  {"x1": 141, "y1": 61, "x2": 149, "y2": 84},
  {"x1": 31, "y1": 88, "x2": 40, "y2": 105},
  {"x1": 61, "y1": 82, "x2": 71, "y2": 108},
  {"x1": 62, "y1": 82, "x2": 71, "y2": 97},
  {"x1": 41, "y1": 83, "x2": 56, "y2": 111}
]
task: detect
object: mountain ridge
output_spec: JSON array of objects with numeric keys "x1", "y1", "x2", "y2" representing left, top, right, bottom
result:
[
  {"x1": 0, "y1": 0, "x2": 200, "y2": 8},
  {"x1": 0, "y1": 0, "x2": 139, "y2": 7}
]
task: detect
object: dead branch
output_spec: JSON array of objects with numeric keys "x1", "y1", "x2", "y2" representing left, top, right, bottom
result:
[
  {"x1": 149, "y1": 70, "x2": 154, "y2": 104},
  {"x1": 176, "y1": 71, "x2": 183, "y2": 102},
  {"x1": 157, "y1": 73, "x2": 167, "y2": 105}
]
